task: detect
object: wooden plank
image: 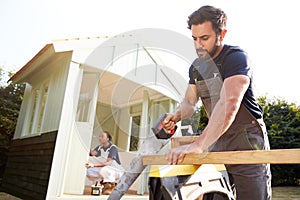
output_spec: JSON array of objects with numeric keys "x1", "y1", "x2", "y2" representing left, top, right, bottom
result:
[
  {"x1": 171, "y1": 136, "x2": 198, "y2": 148},
  {"x1": 143, "y1": 149, "x2": 300, "y2": 165}
]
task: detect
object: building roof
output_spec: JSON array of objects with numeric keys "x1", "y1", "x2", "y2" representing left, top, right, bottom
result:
[{"x1": 9, "y1": 32, "x2": 192, "y2": 101}]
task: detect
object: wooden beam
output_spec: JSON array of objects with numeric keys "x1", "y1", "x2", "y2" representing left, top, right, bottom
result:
[
  {"x1": 143, "y1": 149, "x2": 300, "y2": 165},
  {"x1": 171, "y1": 136, "x2": 198, "y2": 148}
]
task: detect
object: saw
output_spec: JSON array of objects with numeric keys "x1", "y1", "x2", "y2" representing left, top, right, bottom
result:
[{"x1": 108, "y1": 113, "x2": 177, "y2": 200}]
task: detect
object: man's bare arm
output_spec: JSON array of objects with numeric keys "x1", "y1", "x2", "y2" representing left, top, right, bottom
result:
[
  {"x1": 165, "y1": 75, "x2": 250, "y2": 164},
  {"x1": 163, "y1": 84, "x2": 199, "y2": 130},
  {"x1": 194, "y1": 74, "x2": 250, "y2": 150}
]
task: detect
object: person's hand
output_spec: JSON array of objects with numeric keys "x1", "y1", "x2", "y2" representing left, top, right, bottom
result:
[
  {"x1": 89, "y1": 149, "x2": 97, "y2": 156},
  {"x1": 163, "y1": 113, "x2": 178, "y2": 131},
  {"x1": 165, "y1": 142, "x2": 203, "y2": 165},
  {"x1": 85, "y1": 162, "x2": 94, "y2": 168}
]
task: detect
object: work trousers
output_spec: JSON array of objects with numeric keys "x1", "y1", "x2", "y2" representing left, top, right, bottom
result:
[{"x1": 211, "y1": 119, "x2": 272, "y2": 200}]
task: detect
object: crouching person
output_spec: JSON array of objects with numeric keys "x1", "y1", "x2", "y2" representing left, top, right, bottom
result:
[{"x1": 85, "y1": 131, "x2": 124, "y2": 195}]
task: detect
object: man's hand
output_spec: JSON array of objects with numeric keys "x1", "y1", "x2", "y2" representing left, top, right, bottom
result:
[
  {"x1": 163, "y1": 113, "x2": 178, "y2": 131},
  {"x1": 165, "y1": 142, "x2": 203, "y2": 165}
]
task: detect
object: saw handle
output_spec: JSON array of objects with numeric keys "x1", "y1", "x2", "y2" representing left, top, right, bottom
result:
[{"x1": 151, "y1": 113, "x2": 177, "y2": 139}]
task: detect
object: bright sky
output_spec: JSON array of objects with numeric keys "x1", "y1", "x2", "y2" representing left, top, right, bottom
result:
[{"x1": 1, "y1": 0, "x2": 299, "y2": 105}]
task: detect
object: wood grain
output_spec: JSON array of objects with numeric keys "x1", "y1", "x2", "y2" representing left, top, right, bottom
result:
[{"x1": 143, "y1": 149, "x2": 300, "y2": 165}]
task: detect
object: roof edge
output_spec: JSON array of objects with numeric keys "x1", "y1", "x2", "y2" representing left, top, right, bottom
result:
[{"x1": 8, "y1": 43, "x2": 53, "y2": 83}]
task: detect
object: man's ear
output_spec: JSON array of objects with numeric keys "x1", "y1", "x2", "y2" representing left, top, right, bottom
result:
[{"x1": 219, "y1": 29, "x2": 227, "y2": 42}]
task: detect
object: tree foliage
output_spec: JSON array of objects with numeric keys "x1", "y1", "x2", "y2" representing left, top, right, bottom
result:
[
  {"x1": 0, "y1": 68, "x2": 25, "y2": 185},
  {"x1": 258, "y1": 97, "x2": 300, "y2": 186},
  {"x1": 0, "y1": 69, "x2": 25, "y2": 147},
  {"x1": 258, "y1": 97, "x2": 300, "y2": 149},
  {"x1": 181, "y1": 102, "x2": 208, "y2": 135}
]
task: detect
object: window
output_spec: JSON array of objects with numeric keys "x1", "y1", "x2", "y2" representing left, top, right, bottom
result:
[
  {"x1": 76, "y1": 72, "x2": 99, "y2": 122},
  {"x1": 28, "y1": 89, "x2": 39, "y2": 134},
  {"x1": 37, "y1": 86, "x2": 48, "y2": 132},
  {"x1": 129, "y1": 115, "x2": 141, "y2": 151},
  {"x1": 26, "y1": 83, "x2": 49, "y2": 135}
]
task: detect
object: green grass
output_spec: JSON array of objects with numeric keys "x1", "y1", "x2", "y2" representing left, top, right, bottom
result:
[
  {"x1": 0, "y1": 192, "x2": 21, "y2": 200},
  {"x1": 272, "y1": 186, "x2": 300, "y2": 200}
]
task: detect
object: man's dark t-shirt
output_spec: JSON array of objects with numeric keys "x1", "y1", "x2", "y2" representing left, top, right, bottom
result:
[{"x1": 189, "y1": 44, "x2": 263, "y2": 119}]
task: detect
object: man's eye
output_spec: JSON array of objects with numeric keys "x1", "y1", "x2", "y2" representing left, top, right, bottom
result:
[
  {"x1": 192, "y1": 37, "x2": 197, "y2": 41},
  {"x1": 202, "y1": 36, "x2": 209, "y2": 41}
]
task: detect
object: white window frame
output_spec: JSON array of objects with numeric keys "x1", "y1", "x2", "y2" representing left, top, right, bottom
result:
[
  {"x1": 128, "y1": 114, "x2": 141, "y2": 152},
  {"x1": 22, "y1": 81, "x2": 49, "y2": 137}
]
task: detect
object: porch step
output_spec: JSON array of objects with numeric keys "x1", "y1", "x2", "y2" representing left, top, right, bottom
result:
[
  {"x1": 63, "y1": 185, "x2": 149, "y2": 200},
  {"x1": 61, "y1": 193, "x2": 149, "y2": 200}
]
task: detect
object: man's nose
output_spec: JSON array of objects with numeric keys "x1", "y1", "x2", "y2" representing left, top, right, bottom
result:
[{"x1": 194, "y1": 39, "x2": 203, "y2": 49}]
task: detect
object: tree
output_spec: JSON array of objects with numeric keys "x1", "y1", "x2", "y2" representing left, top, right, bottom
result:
[
  {"x1": 258, "y1": 97, "x2": 300, "y2": 186},
  {"x1": 259, "y1": 97, "x2": 300, "y2": 149},
  {"x1": 0, "y1": 69, "x2": 25, "y2": 146},
  {"x1": 0, "y1": 68, "x2": 25, "y2": 186},
  {"x1": 181, "y1": 102, "x2": 208, "y2": 135}
]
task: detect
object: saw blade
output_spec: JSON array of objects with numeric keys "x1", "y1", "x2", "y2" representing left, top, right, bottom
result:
[{"x1": 108, "y1": 131, "x2": 170, "y2": 200}]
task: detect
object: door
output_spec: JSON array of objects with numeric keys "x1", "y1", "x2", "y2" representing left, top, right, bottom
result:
[{"x1": 64, "y1": 72, "x2": 100, "y2": 194}]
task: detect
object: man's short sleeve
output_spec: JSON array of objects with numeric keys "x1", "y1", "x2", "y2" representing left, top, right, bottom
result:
[{"x1": 223, "y1": 50, "x2": 252, "y2": 79}]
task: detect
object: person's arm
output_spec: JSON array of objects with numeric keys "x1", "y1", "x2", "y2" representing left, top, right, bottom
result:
[
  {"x1": 89, "y1": 145, "x2": 101, "y2": 156},
  {"x1": 85, "y1": 145, "x2": 120, "y2": 168},
  {"x1": 163, "y1": 84, "x2": 199, "y2": 130},
  {"x1": 89, "y1": 149, "x2": 98, "y2": 156},
  {"x1": 165, "y1": 74, "x2": 250, "y2": 164},
  {"x1": 85, "y1": 158, "x2": 113, "y2": 168}
]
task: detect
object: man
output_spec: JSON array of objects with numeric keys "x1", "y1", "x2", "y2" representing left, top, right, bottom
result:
[
  {"x1": 163, "y1": 5, "x2": 272, "y2": 200},
  {"x1": 85, "y1": 131, "x2": 124, "y2": 195}
]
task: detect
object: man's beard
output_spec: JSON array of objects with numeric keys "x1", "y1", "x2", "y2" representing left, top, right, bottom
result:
[
  {"x1": 196, "y1": 45, "x2": 219, "y2": 61},
  {"x1": 196, "y1": 39, "x2": 219, "y2": 61}
]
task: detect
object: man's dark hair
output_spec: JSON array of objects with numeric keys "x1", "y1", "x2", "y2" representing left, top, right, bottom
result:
[
  {"x1": 187, "y1": 5, "x2": 227, "y2": 35},
  {"x1": 103, "y1": 131, "x2": 112, "y2": 142}
]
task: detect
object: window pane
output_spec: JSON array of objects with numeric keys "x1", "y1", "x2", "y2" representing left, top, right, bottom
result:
[
  {"x1": 37, "y1": 85, "x2": 48, "y2": 132},
  {"x1": 76, "y1": 73, "x2": 98, "y2": 122},
  {"x1": 130, "y1": 115, "x2": 140, "y2": 151},
  {"x1": 28, "y1": 89, "x2": 39, "y2": 134}
]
